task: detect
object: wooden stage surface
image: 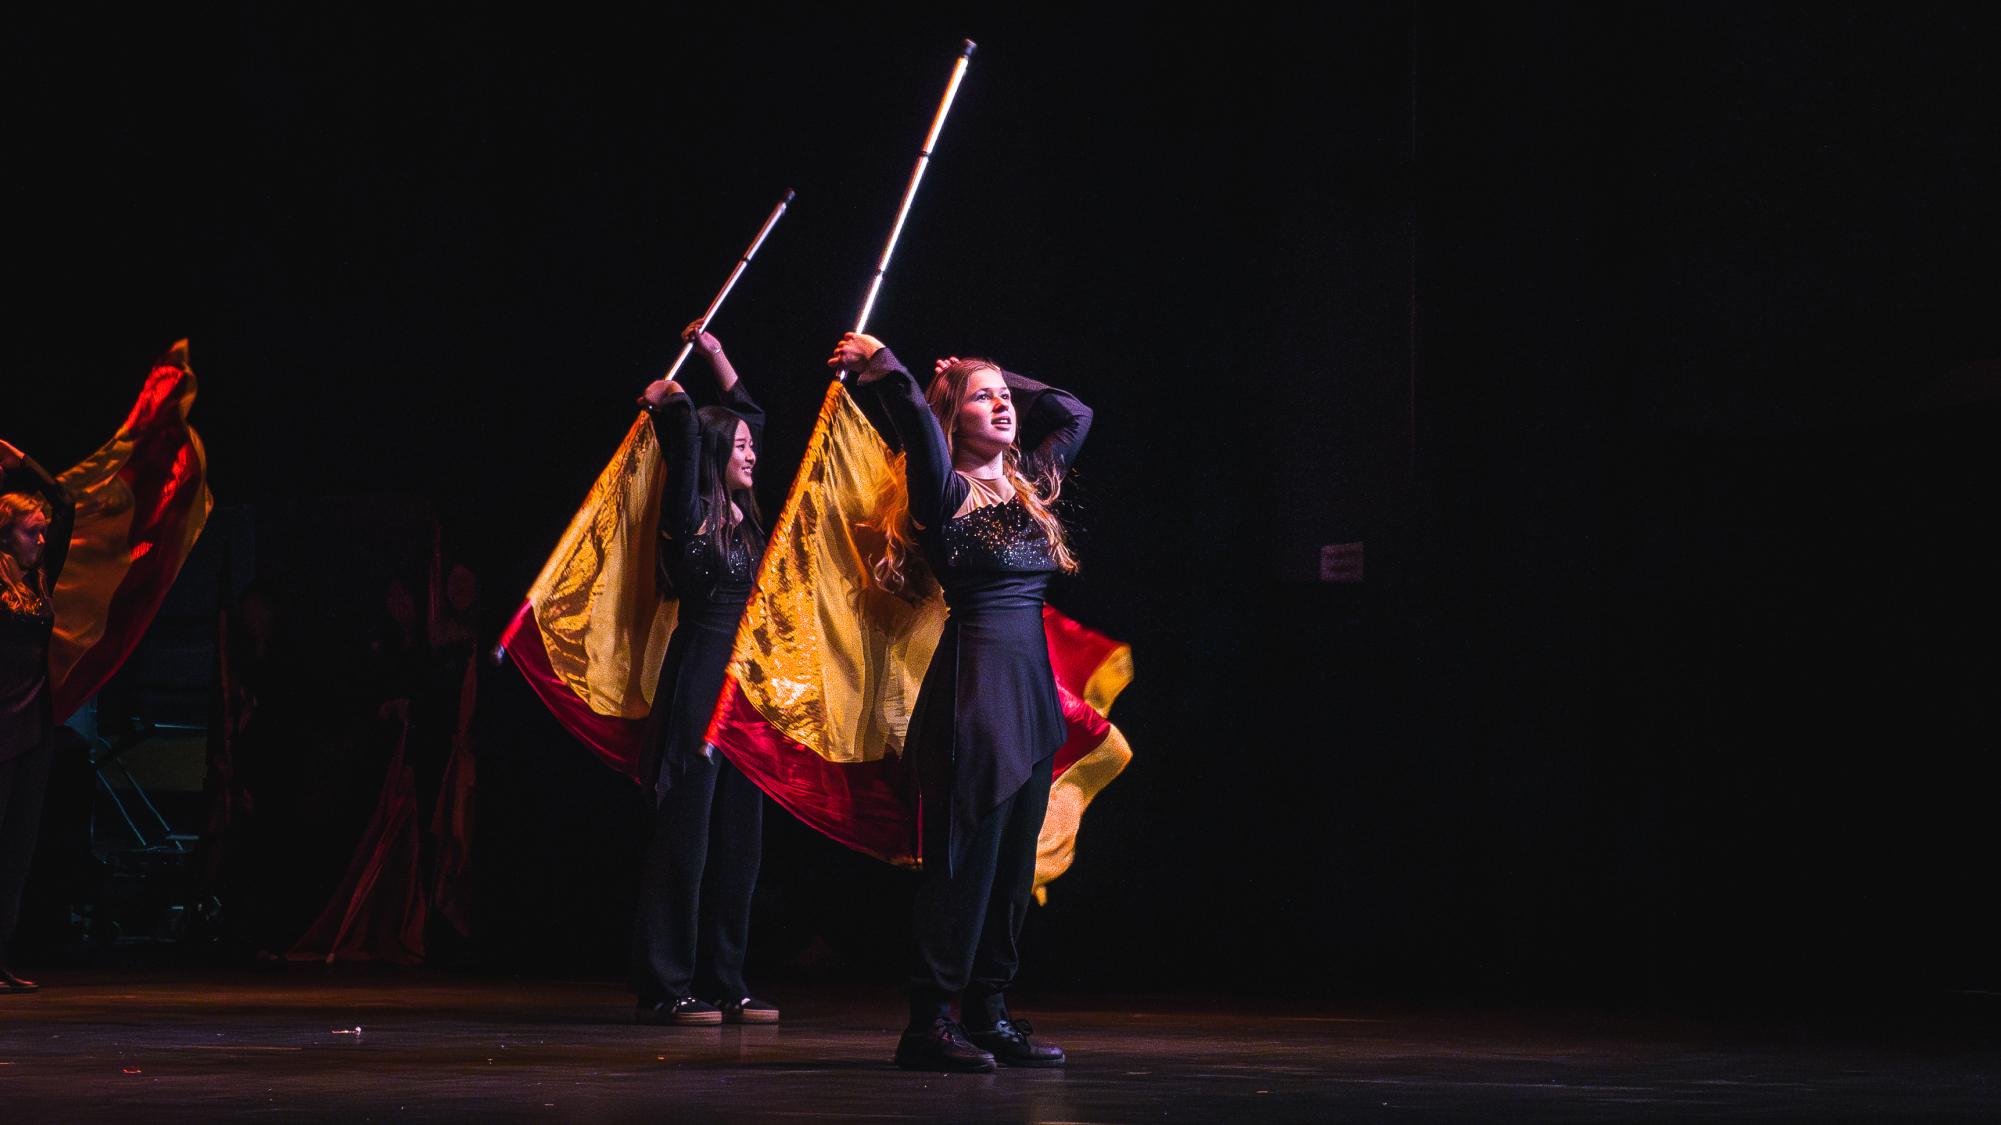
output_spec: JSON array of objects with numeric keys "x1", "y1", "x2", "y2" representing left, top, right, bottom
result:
[{"x1": 1, "y1": 971, "x2": 1995, "y2": 1121}]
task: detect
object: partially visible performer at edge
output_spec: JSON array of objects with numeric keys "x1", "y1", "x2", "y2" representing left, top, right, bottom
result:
[
  {"x1": 630, "y1": 324, "x2": 780, "y2": 1027},
  {"x1": 0, "y1": 439, "x2": 75, "y2": 995},
  {"x1": 829, "y1": 331, "x2": 1091, "y2": 1073}
]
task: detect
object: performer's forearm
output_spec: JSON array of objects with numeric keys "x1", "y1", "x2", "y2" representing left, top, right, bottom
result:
[
  {"x1": 703, "y1": 347, "x2": 742, "y2": 395},
  {"x1": 12, "y1": 455, "x2": 74, "y2": 523}
]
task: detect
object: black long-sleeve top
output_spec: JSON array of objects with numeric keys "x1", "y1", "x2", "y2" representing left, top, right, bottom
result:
[
  {"x1": 636, "y1": 377, "x2": 765, "y2": 790},
  {"x1": 2, "y1": 456, "x2": 77, "y2": 761},
  {"x1": 859, "y1": 346, "x2": 1093, "y2": 869},
  {"x1": 645, "y1": 378, "x2": 766, "y2": 618},
  {"x1": 863, "y1": 348, "x2": 1091, "y2": 572}
]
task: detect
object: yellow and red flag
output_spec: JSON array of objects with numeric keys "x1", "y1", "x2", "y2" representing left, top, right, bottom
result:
[
  {"x1": 1036, "y1": 605, "x2": 1135, "y2": 901},
  {"x1": 51, "y1": 340, "x2": 214, "y2": 719},
  {"x1": 495, "y1": 412, "x2": 676, "y2": 778},
  {"x1": 705, "y1": 383, "x2": 1133, "y2": 895},
  {"x1": 503, "y1": 387, "x2": 1132, "y2": 897}
]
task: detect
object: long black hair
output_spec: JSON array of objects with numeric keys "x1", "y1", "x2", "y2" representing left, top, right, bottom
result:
[{"x1": 692, "y1": 404, "x2": 764, "y2": 561}]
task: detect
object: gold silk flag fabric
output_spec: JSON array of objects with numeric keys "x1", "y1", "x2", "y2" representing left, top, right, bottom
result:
[
  {"x1": 727, "y1": 382, "x2": 946, "y2": 766},
  {"x1": 708, "y1": 381, "x2": 1133, "y2": 896},
  {"x1": 498, "y1": 413, "x2": 677, "y2": 777}
]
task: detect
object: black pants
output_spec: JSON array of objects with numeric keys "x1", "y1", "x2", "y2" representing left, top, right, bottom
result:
[
  {"x1": 0, "y1": 737, "x2": 54, "y2": 951},
  {"x1": 908, "y1": 753, "x2": 1053, "y2": 1029},
  {"x1": 632, "y1": 751, "x2": 763, "y2": 1005}
]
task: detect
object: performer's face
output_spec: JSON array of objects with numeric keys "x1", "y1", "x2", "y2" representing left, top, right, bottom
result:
[
  {"x1": 953, "y1": 367, "x2": 1014, "y2": 457},
  {"x1": 727, "y1": 420, "x2": 756, "y2": 490},
  {"x1": 6, "y1": 511, "x2": 48, "y2": 568}
]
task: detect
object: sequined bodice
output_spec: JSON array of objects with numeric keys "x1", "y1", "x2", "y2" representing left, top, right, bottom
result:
[
  {"x1": 939, "y1": 497, "x2": 1057, "y2": 575},
  {"x1": 664, "y1": 528, "x2": 754, "y2": 628}
]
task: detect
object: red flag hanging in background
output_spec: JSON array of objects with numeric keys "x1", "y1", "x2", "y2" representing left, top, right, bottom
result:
[
  {"x1": 430, "y1": 631, "x2": 479, "y2": 939},
  {"x1": 287, "y1": 716, "x2": 428, "y2": 966},
  {"x1": 51, "y1": 340, "x2": 213, "y2": 719},
  {"x1": 426, "y1": 524, "x2": 479, "y2": 938}
]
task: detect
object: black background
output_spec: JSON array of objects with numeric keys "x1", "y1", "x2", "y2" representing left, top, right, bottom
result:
[{"x1": 10, "y1": 4, "x2": 1997, "y2": 1008}]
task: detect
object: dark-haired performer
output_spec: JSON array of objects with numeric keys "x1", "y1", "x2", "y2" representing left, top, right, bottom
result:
[
  {"x1": 630, "y1": 324, "x2": 779, "y2": 1026},
  {"x1": 0, "y1": 439, "x2": 75, "y2": 994},
  {"x1": 830, "y1": 332, "x2": 1091, "y2": 1072}
]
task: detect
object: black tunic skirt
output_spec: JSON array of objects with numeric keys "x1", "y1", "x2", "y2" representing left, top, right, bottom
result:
[
  {"x1": 859, "y1": 348, "x2": 1092, "y2": 874},
  {"x1": 906, "y1": 510, "x2": 1068, "y2": 874},
  {"x1": 636, "y1": 384, "x2": 764, "y2": 795}
]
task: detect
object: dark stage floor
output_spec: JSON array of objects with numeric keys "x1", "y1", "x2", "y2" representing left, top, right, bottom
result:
[{"x1": 1, "y1": 971, "x2": 1996, "y2": 1121}]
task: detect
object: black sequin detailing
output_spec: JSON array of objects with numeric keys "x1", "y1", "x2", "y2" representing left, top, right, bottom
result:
[
  {"x1": 689, "y1": 532, "x2": 753, "y2": 587},
  {"x1": 942, "y1": 498, "x2": 1055, "y2": 574},
  {"x1": 666, "y1": 530, "x2": 754, "y2": 606}
]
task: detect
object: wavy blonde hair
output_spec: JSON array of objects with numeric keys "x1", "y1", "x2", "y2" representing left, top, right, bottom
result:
[
  {"x1": 872, "y1": 359, "x2": 1077, "y2": 594},
  {"x1": 0, "y1": 491, "x2": 53, "y2": 617}
]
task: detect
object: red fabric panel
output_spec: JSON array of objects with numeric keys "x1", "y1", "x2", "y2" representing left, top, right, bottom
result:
[
  {"x1": 707, "y1": 677, "x2": 922, "y2": 867},
  {"x1": 497, "y1": 601, "x2": 648, "y2": 782},
  {"x1": 1042, "y1": 604, "x2": 1124, "y2": 701},
  {"x1": 53, "y1": 357, "x2": 210, "y2": 719},
  {"x1": 708, "y1": 673, "x2": 1110, "y2": 868},
  {"x1": 1053, "y1": 682, "x2": 1112, "y2": 775},
  {"x1": 287, "y1": 735, "x2": 427, "y2": 966}
]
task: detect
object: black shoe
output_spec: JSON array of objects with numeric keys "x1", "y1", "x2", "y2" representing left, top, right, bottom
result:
[
  {"x1": 637, "y1": 996, "x2": 722, "y2": 1026},
  {"x1": 967, "y1": 1019, "x2": 1066, "y2": 1068},
  {"x1": 719, "y1": 996, "x2": 780, "y2": 1024},
  {"x1": 894, "y1": 1017, "x2": 996, "y2": 1073},
  {"x1": 0, "y1": 965, "x2": 38, "y2": 994}
]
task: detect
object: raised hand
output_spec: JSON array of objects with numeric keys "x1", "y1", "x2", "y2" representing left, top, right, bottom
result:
[
  {"x1": 639, "y1": 379, "x2": 685, "y2": 409},
  {"x1": 828, "y1": 333, "x2": 886, "y2": 379},
  {"x1": 682, "y1": 320, "x2": 723, "y2": 358}
]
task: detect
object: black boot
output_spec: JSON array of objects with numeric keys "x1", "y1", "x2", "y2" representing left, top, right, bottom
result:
[
  {"x1": 0, "y1": 965, "x2": 39, "y2": 994},
  {"x1": 894, "y1": 1017, "x2": 996, "y2": 1073}
]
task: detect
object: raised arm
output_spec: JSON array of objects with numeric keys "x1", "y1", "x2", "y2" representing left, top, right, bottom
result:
[
  {"x1": 683, "y1": 322, "x2": 765, "y2": 448},
  {"x1": 1002, "y1": 369, "x2": 1092, "y2": 479},
  {"x1": 830, "y1": 334, "x2": 964, "y2": 528},
  {"x1": 639, "y1": 383, "x2": 703, "y2": 540},
  {"x1": 0, "y1": 441, "x2": 75, "y2": 586},
  {"x1": 923, "y1": 355, "x2": 1092, "y2": 480}
]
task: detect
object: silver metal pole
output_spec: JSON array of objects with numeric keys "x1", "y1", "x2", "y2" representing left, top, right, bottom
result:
[
  {"x1": 662, "y1": 188, "x2": 798, "y2": 382},
  {"x1": 854, "y1": 39, "x2": 978, "y2": 337}
]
